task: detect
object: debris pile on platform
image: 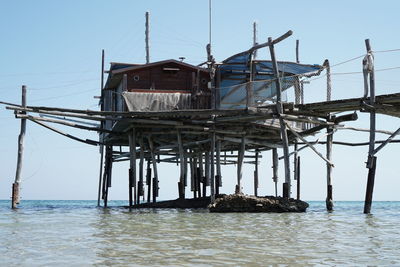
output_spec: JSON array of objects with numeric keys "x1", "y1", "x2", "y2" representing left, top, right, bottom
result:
[{"x1": 209, "y1": 194, "x2": 309, "y2": 212}]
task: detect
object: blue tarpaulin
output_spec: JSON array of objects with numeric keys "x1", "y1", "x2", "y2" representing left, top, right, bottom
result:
[{"x1": 218, "y1": 51, "x2": 323, "y2": 109}]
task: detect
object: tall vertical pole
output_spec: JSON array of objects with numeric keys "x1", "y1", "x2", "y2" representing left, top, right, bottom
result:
[
  {"x1": 269, "y1": 37, "x2": 291, "y2": 198},
  {"x1": 364, "y1": 39, "x2": 376, "y2": 214},
  {"x1": 215, "y1": 140, "x2": 222, "y2": 196},
  {"x1": 326, "y1": 59, "x2": 333, "y2": 211},
  {"x1": 236, "y1": 136, "x2": 245, "y2": 194},
  {"x1": 177, "y1": 130, "x2": 185, "y2": 199},
  {"x1": 145, "y1": 12, "x2": 150, "y2": 64},
  {"x1": 296, "y1": 156, "x2": 301, "y2": 200},
  {"x1": 148, "y1": 137, "x2": 158, "y2": 203},
  {"x1": 253, "y1": 22, "x2": 258, "y2": 59},
  {"x1": 254, "y1": 150, "x2": 259, "y2": 197},
  {"x1": 138, "y1": 135, "x2": 145, "y2": 204},
  {"x1": 326, "y1": 123, "x2": 333, "y2": 211},
  {"x1": 128, "y1": 128, "x2": 136, "y2": 207},
  {"x1": 12, "y1": 85, "x2": 27, "y2": 209},
  {"x1": 146, "y1": 159, "x2": 152, "y2": 203},
  {"x1": 272, "y1": 148, "x2": 278, "y2": 197},
  {"x1": 97, "y1": 49, "x2": 105, "y2": 207},
  {"x1": 210, "y1": 132, "x2": 216, "y2": 201}
]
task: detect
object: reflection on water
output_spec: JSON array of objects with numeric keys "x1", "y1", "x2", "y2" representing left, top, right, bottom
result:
[{"x1": 0, "y1": 201, "x2": 399, "y2": 266}]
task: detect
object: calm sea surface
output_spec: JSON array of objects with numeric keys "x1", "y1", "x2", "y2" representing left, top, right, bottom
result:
[{"x1": 0, "y1": 200, "x2": 399, "y2": 266}]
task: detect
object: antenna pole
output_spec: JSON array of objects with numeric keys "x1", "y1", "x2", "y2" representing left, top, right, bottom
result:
[
  {"x1": 209, "y1": 0, "x2": 212, "y2": 50},
  {"x1": 253, "y1": 22, "x2": 258, "y2": 59},
  {"x1": 145, "y1": 11, "x2": 150, "y2": 64}
]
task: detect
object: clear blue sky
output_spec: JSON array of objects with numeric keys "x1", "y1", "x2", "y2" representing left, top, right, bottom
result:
[{"x1": 1, "y1": 0, "x2": 400, "y2": 201}]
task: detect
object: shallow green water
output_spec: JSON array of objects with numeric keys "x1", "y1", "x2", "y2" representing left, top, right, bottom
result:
[{"x1": 0, "y1": 200, "x2": 399, "y2": 266}]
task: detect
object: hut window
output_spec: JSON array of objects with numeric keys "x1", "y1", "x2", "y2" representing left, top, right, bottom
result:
[
  {"x1": 163, "y1": 67, "x2": 180, "y2": 74},
  {"x1": 133, "y1": 75, "x2": 140, "y2": 81},
  {"x1": 201, "y1": 78, "x2": 207, "y2": 84}
]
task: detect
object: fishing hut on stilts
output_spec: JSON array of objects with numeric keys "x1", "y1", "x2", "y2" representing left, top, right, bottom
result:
[{"x1": 4, "y1": 23, "x2": 400, "y2": 213}]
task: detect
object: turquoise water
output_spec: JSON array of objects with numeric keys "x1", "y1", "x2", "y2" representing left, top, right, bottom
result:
[{"x1": 0, "y1": 200, "x2": 399, "y2": 266}]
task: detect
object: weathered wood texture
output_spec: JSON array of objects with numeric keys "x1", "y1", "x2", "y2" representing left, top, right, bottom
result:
[{"x1": 12, "y1": 85, "x2": 27, "y2": 209}]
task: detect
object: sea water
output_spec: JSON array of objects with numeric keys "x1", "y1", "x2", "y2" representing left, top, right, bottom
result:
[{"x1": 0, "y1": 200, "x2": 399, "y2": 266}]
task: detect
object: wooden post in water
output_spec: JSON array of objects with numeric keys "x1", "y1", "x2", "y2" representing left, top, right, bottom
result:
[
  {"x1": 177, "y1": 130, "x2": 185, "y2": 199},
  {"x1": 210, "y1": 132, "x2": 216, "y2": 201},
  {"x1": 254, "y1": 150, "x2": 259, "y2": 197},
  {"x1": 12, "y1": 85, "x2": 27, "y2": 209},
  {"x1": 103, "y1": 146, "x2": 113, "y2": 208},
  {"x1": 146, "y1": 159, "x2": 152, "y2": 203},
  {"x1": 215, "y1": 140, "x2": 222, "y2": 196},
  {"x1": 138, "y1": 135, "x2": 145, "y2": 204},
  {"x1": 326, "y1": 118, "x2": 334, "y2": 211},
  {"x1": 272, "y1": 148, "x2": 278, "y2": 197},
  {"x1": 204, "y1": 151, "x2": 210, "y2": 197},
  {"x1": 269, "y1": 37, "x2": 291, "y2": 198},
  {"x1": 148, "y1": 137, "x2": 158, "y2": 203},
  {"x1": 236, "y1": 136, "x2": 245, "y2": 194},
  {"x1": 128, "y1": 128, "x2": 137, "y2": 207},
  {"x1": 296, "y1": 156, "x2": 301, "y2": 200},
  {"x1": 97, "y1": 49, "x2": 105, "y2": 207},
  {"x1": 325, "y1": 60, "x2": 334, "y2": 211},
  {"x1": 363, "y1": 39, "x2": 377, "y2": 214},
  {"x1": 201, "y1": 152, "x2": 206, "y2": 198}
]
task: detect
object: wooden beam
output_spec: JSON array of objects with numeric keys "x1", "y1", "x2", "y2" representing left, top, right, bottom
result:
[{"x1": 284, "y1": 120, "x2": 334, "y2": 167}]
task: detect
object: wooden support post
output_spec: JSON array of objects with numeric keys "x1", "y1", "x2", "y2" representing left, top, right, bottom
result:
[
  {"x1": 326, "y1": 121, "x2": 334, "y2": 211},
  {"x1": 364, "y1": 39, "x2": 377, "y2": 214},
  {"x1": 364, "y1": 156, "x2": 377, "y2": 214},
  {"x1": 201, "y1": 152, "x2": 207, "y2": 198},
  {"x1": 12, "y1": 85, "x2": 27, "y2": 209},
  {"x1": 216, "y1": 140, "x2": 222, "y2": 196},
  {"x1": 236, "y1": 136, "x2": 245, "y2": 194},
  {"x1": 205, "y1": 150, "x2": 210, "y2": 190},
  {"x1": 97, "y1": 145, "x2": 104, "y2": 207},
  {"x1": 210, "y1": 132, "x2": 216, "y2": 201},
  {"x1": 272, "y1": 148, "x2": 278, "y2": 197},
  {"x1": 254, "y1": 150, "x2": 259, "y2": 197},
  {"x1": 268, "y1": 37, "x2": 291, "y2": 198},
  {"x1": 103, "y1": 145, "x2": 113, "y2": 208},
  {"x1": 190, "y1": 155, "x2": 196, "y2": 198},
  {"x1": 177, "y1": 130, "x2": 185, "y2": 199},
  {"x1": 97, "y1": 49, "x2": 105, "y2": 207},
  {"x1": 128, "y1": 128, "x2": 137, "y2": 207},
  {"x1": 296, "y1": 156, "x2": 301, "y2": 200},
  {"x1": 148, "y1": 137, "x2": 158, "y2": 203},
  {"x1": 146, "y1": 159, "x2": 152, "y2": 203},
  {"x1": 138, "y1": 135, "x2": 145, "y2": 204}
]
